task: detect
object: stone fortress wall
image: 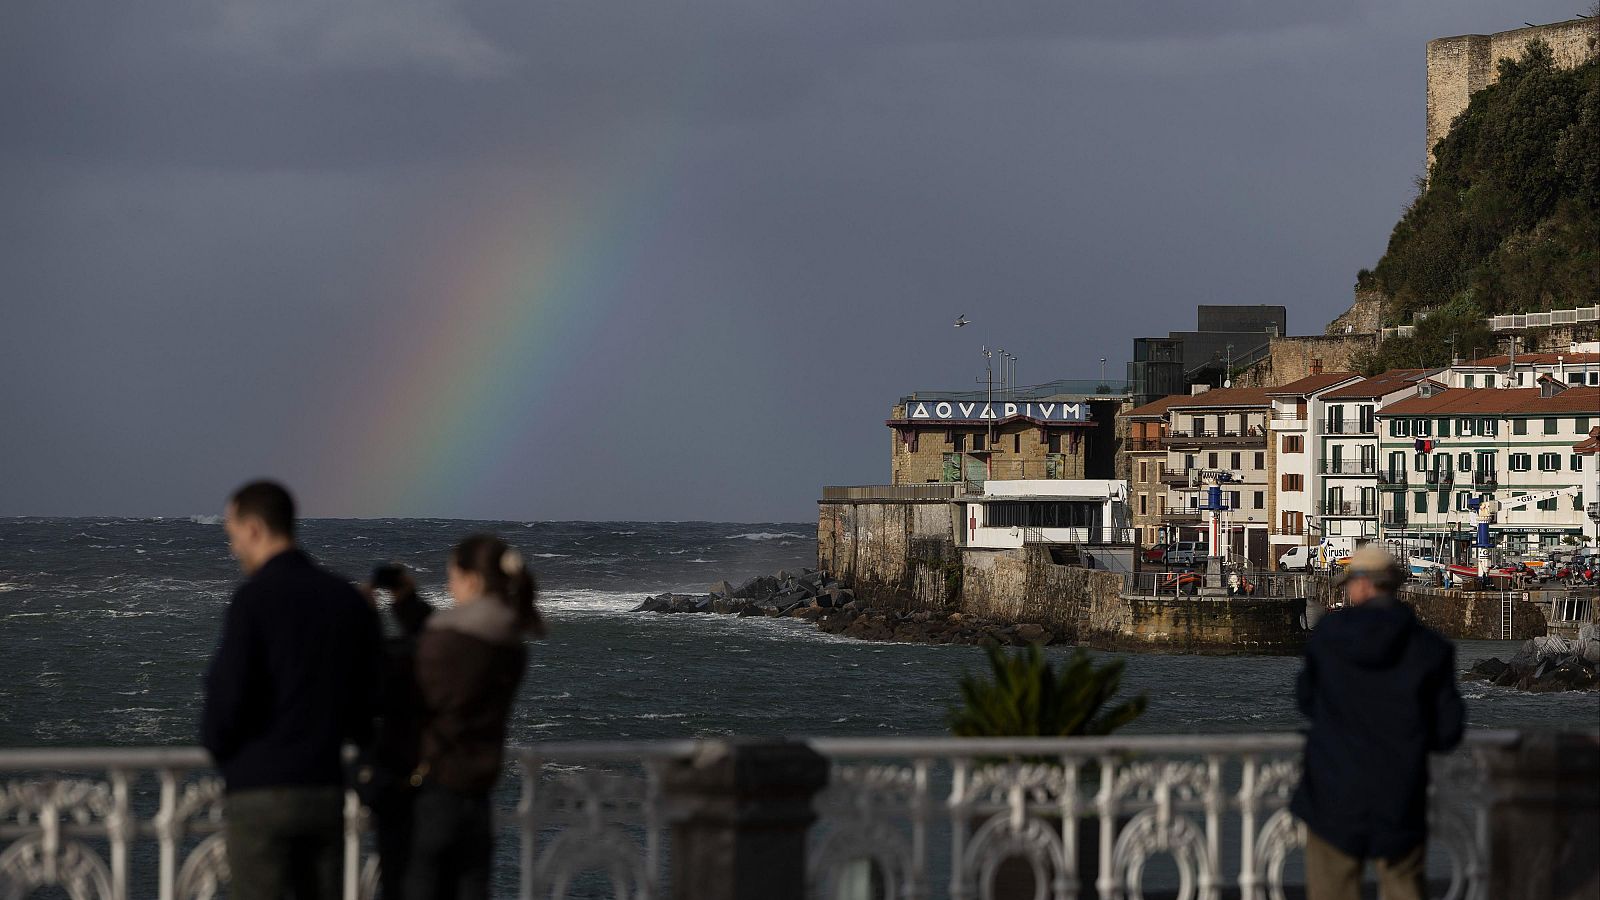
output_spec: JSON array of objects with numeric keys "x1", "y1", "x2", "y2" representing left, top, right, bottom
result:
[{"x1": 1426, "y1": 18, "x2": 1599, "y2": 168}]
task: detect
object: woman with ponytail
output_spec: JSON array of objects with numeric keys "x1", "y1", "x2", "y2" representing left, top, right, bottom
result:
[{"x1": 405, "y1": 534, "x2": 544, "y2": 900}]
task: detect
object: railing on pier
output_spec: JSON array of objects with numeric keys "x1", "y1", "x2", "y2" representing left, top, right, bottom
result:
[
  {"x1": 0, "y1": 733, "x2": 1522, "y2": 900},
  {"x1": 1122, "y1": 571, "x2": 1309, "y2": 599},
  {"x1": 822, "y1": 484, "x2": 962, "y2": 501}
]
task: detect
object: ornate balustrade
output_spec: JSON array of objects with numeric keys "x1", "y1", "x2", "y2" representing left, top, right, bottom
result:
[{"x1": 2, "y1": 733, "x2": 1534, "y2": 900}]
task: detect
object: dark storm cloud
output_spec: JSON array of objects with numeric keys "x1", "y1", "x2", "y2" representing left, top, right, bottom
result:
[{"x1": 0, "y1": 0, "x2": 1581, "y2": 519}]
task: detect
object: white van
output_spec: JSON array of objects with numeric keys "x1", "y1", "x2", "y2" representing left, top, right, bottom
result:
[
  {"x1": 1164, "y1": 541, "x2": 1205, "y2": 567},
  {"x1": 1278, "y1": 546, "x2": 1314, "y2": 571}
]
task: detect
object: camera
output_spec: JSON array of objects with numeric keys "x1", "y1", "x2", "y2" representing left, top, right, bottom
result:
[{"x1": 369, "y1": 563, "x2": 407, "y2": 591}]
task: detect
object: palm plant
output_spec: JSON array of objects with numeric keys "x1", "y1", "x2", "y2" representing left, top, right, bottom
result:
[{"x1": 949, "y1": 643, "x2": 1146, "y2": 738}]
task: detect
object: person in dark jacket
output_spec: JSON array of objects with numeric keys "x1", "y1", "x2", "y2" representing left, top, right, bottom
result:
[
  {"x1": 359, "y1": 564, "x2": 434, "y2": 899},
  {"x1": 1290, "y1": 544, "x2": 1465, "y2": 900},
  {"x1": 405, "y1": 533, "x2": 545, "y2": 900},
  {"x1": 200, "y1": 481, "x2": 383, "y2": 900}
]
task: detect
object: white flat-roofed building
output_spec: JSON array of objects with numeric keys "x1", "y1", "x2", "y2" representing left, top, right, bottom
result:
[
  {"x1": 1265, "y1": 371, "x2": 1363, "y2": 567},
  {"x1": 956, "y1": 479, "x2": 1131, "y2": 551}
]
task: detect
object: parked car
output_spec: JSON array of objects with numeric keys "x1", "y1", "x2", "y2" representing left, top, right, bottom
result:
[
  {"x1": 1164, "y1": 541, "x2": 1205, "y2": 567},
  {"x1": 1142, "y1": 544, "x2": 1171, "y2": 564}
]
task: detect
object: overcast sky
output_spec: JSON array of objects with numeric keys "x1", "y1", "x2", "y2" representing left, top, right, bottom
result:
[{"x1": 1, "y1": 1, "x2": 1582, "y2": 521}]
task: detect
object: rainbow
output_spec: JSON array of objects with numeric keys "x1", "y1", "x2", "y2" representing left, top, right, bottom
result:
[{"x1": 333, "y1": 147, "x2": 684, "y2": 517}]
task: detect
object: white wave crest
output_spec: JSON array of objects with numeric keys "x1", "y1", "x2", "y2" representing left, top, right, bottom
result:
[
  {"x1": 188, "y1": 515, "x2": 223, "y2": 526},
  {"x1": 726, "y1": 532, "x2": 808, "y2": 541}
]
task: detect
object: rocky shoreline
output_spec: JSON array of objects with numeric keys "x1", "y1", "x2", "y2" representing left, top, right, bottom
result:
[
  {"x1": 1463, "y1": 627, "x2": 1600, "y2": 693},
  {"x1": 631, "y1": 568, "x2": 1066, "y2": 646}
]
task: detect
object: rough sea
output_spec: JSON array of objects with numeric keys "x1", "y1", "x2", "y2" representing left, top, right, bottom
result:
[{"x1": 3, "y1": 517, "x2": 1593, "y2": 750}]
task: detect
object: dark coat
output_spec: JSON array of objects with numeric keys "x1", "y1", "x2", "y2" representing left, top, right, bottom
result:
[
  {"x1": 200, "y1": 548, "x2": 383, "y2": 792},
  {"x1": 413, "y1": 601, "x2": 527, "y2": 794},
  {"x1": 1290, "y1": 597, "x2": 1465, "y2": 859}
]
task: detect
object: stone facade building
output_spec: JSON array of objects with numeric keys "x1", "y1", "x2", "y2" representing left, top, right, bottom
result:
[
  {"x1": 1121, "y1": 395, "x2": 1185, "y2": 546},
  {"x1": 1156, "y1": 387, "x2": 1274, "y2": 566},
  {"x1": 887, "y1": 397, "x2": 1110, "y2": 485}
]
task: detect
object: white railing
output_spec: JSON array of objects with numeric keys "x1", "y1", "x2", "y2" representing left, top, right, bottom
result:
[{"x1": 0, "y1": 733, "x2": 1518, "y2": 900}]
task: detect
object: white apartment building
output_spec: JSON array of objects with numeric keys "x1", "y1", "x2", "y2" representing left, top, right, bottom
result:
[
  {"x1": 1313, "y1": 370, "x2": 1438, "y2": 540},
  {"x1": 1376, "y1": 380, "x2": 1599, "y2": 553},
  {"x1": 1266, "y1": 372, "x2": 1362, "y2": 566},
  {"x1": 1445, "y1": 345, "x2": 1600, "y2": 389}
]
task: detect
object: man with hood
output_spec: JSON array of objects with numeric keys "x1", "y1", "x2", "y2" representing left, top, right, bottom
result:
[{"x1": 1290, "y1": 544, "x2": 1465, "y2": 900}]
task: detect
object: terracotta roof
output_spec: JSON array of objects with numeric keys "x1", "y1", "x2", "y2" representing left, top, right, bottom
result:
[
  {"x1": 1264, "y1": 372, "x2": 1361, "y2": 397},
  {"x1": 1320, "y1": 369, "x2": 1431, "y2": 400},
  {"x1": 1575, "y1": 426, "x2": 1600, "y2": 455},
  {"x1": 1163, "y1": 386, "x2": 1272, "y2": 410},
  {"x1": 1379, "y1": 386, "x2": 1600, "y2": 417},
  {"x1": 1123, "y1": 394, "x2": 1189, "y2": 418},
  {"x1": 1463, "y1": 352, "x2": 1600, "y2": 367}
]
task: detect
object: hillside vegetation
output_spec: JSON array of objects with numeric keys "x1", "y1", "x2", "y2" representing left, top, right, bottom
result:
[{"x1": 1354, "y1": 38, "x2": 1599, "y2": 373}]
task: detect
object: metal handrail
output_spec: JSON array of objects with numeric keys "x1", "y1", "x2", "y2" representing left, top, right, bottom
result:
[{"x1": 1319, "y1": 419, "x2": 1376, "y2": 435}]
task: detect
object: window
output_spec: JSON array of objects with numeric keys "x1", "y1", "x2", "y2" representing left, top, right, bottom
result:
[
  {"x1": 1414, "y1": 452, "x2": 1429, "y2": 472},
  {"x1": 1227, "y1": 491, "x2": 1241, "y2": 510},
  {"x1": 1139, "y1": 494, "x2": 1148, "y2": 515},
  {"x1": 1189, "y1": 495, "x2": 1198, "y2": 509},
  {"x1": 1576, "y1": 493, "x2": 1585, "y2": 511},
  {"x1": 1013, "y1": 434, "x2": 1021, "y2": 452},
  {"x1": 1537, "y1": 453, "x2": 1559, "y2": 471},
  {"x1": 1414, "y1": 492, "x2": 1428, "y2": 514},
  {"x1": 1477, "y1": 451, "x2": 1496, "y2": 474},
  {"x1": 1575, "y1": 454, "x2": 1586, "y2": 472},
  {"x1": 1513, "y1": 419, "x2": 1528, "y2": 435},
  {"x1": 1209, "y1": 452, "x2": 1218, "y2": 468},
  {"x1": 1544, "y1": 417, "x2": 1558, "y2": 435},
  {"x1": 1458, "y1": 452, "x2": 1472, "y2": 472},
  {"x1": 1509, "y1": 453, "x2": 1531, "y2": 472},
  {"x1": 1458, "y1": 418, "x2": 1474, "y2": 435},
  {"x1": 1139, "y1": 461, "x2": 1148, "y2": 483},
  {"x1": 973, "y1": 432, "x2": 985, "y2": 451},
  {"x1": 1437, "y1": 418, "x2": 1450, "y2": 437},
  {"x1": 1047, "y1": 432, "x2": 1061, "y2": 453},
  {"x1": 1456, "y1": 492, "x2": 1469, "y2": 511},
  {"x1": 953, "y1": 433, "x2": 967, "y2": 452},
  {"x1": 1157, "y1": 496, "x2": 1165, "y2": 515},
  {"x1": 1480, "y1": 418, "x2": 1497, "y2": 436},
  {"x1": 1414, "y1": 418, "x2": 1430, "y2": 437},
  {"x1": 1537, "y1": 497, "x2": 1557, "y2": 511},
  {"x1": 1254, "y1": 491, "x2": 1264, "y2": 509},
  {"x1": 1283, "y1": 435, "x2": 1303, "y2": 453},
  {"x1": 1185, "y1": 453, "x2": 1197, "y2": 470},
  {"x1": 1282, "y1": 474, "x2": 1303, "y2": 491},
  {"x1": 1570, "y1": 373, "x2": 1586, "y2": 385},
  {"x1": 1394, "y1": 419, "x2": 1411, "y2": 437},
  {"x1": 1464, "y1": 374, "x2": 1476, "y2": 387},
  {"x1": 1231, "y1": 452, "x2": 1241, "y2": 470},
  {"x1": 1255, "y1": 452, "x2": 1265, "y2": 469},
  {"x1": 1576, "y1": 418, "x2": 1590, "y2": 433}
]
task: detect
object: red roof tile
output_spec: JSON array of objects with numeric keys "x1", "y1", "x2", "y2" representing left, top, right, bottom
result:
[
  {"x1": 1320, "y1": 369, "x2": 1431, "y2": 400},
  {"x1": 1379, "y1": 386, "x2": 1600, "y2": 416},
  {"x1": 1265, "y1": 372, "x2": 1362, "y2": 397}
]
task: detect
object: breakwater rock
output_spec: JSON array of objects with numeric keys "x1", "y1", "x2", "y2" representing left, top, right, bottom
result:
[
  {"x1": 630, "y1": 569, "x2": 1065, "y2": 646},
  {"x1": 1464, "y1": 627, "x2": 1600, "y2": 693}
]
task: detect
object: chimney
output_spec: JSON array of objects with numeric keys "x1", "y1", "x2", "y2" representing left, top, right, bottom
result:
[
  {"x1": 1309, "y1": 358, "x2": 1323, "y2": 375},
  {"x1": 1190, "y1": 384, "x2": 1212, "y2": 395}
]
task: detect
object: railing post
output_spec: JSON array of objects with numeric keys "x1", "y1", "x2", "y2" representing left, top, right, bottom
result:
[
  {"x1": 1484, "y1": 732, "x2": 1600, "y2": 900},
  {"x1": 661, "y1": 739, "x2": 829, "y2": 900}
]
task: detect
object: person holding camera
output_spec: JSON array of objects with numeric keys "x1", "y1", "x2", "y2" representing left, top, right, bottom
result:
[
  {"x1": 359, "y1": 563, "x2": 433, "y2": 899},
  {"x1": 404, "y1": 534, "x2": 546, "y2": 900}
]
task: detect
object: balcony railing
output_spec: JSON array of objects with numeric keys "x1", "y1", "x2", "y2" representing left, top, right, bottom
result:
[
  {"x1": 1474, "y1": 470, "x2": 1499, "y2": 488},
  {"x1": 0, "y1": 733, "x2": 1526, "y2": 900},
  {"x1": 1016, "y1": 526, "x2": 1139, "y2": 546},
  {"x1": 1317, "y1": 500, "x2": 1376, "y2": 517},
  {"x1": 1161, "y1": 429, "x2": 1267, "y2": 448},
  {"x1": 1382, "y1": 510, "x2": 1409, "y2": 526},
  {"x1": 1319, "y1": 419, "x2": 1376, "y2": 435},
  {"x1": 1319, "y1": 459, "x2": 1377, "y2": 475},
  {"x1": 1379, "y1": 469, "x2": 1408, "y2": 488},
  {"x1": 1424, "y1": 470, "x2": 1456, "y2": 488}
]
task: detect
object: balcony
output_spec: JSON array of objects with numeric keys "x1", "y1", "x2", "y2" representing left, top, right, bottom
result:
[
  {"x1": 1125, "y1": 437, "x2": 1165, "y2": 452},
  {"x1": 1319, "y1": 419, "x2": 1376, "y2": 435},
  {"x1": 1474, "y1": 470, "x2": 1499, "y2": 488},
  {"x1": 1382, "y1": 509, "x2": 1408, "y2": 526},
  {"x1": 1317, "y1": 500, "x2": 1376, "y2": 517},
  {"x1": 1378, "y1": 469, "x2": 1408, "y2": 489},
  {"x1": 1319, "y1": 459, "x2": 1377, "y2": 476},
  {"x1": 1271, "y1": 415, "x2": 1307, "y2": 431},
  {"x1": 1424, "y1": 470, "x2": 1456, "y2": 488},
  {"x1": 0, "y1": 732, "x2": 1566, "y2": 900},
  {"x1": 1160, "y1": 429, "x2": 1266, "y2": 449}
]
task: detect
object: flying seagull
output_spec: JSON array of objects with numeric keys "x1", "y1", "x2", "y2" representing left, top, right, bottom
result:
[{"x1": 954, "y1": 315, "x2": 969, "y2": 328}]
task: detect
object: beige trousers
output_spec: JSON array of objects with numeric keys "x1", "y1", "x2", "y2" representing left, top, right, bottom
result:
[{"x1": 1305, "y1": 829, "x2": 1427, "y2": 900}]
